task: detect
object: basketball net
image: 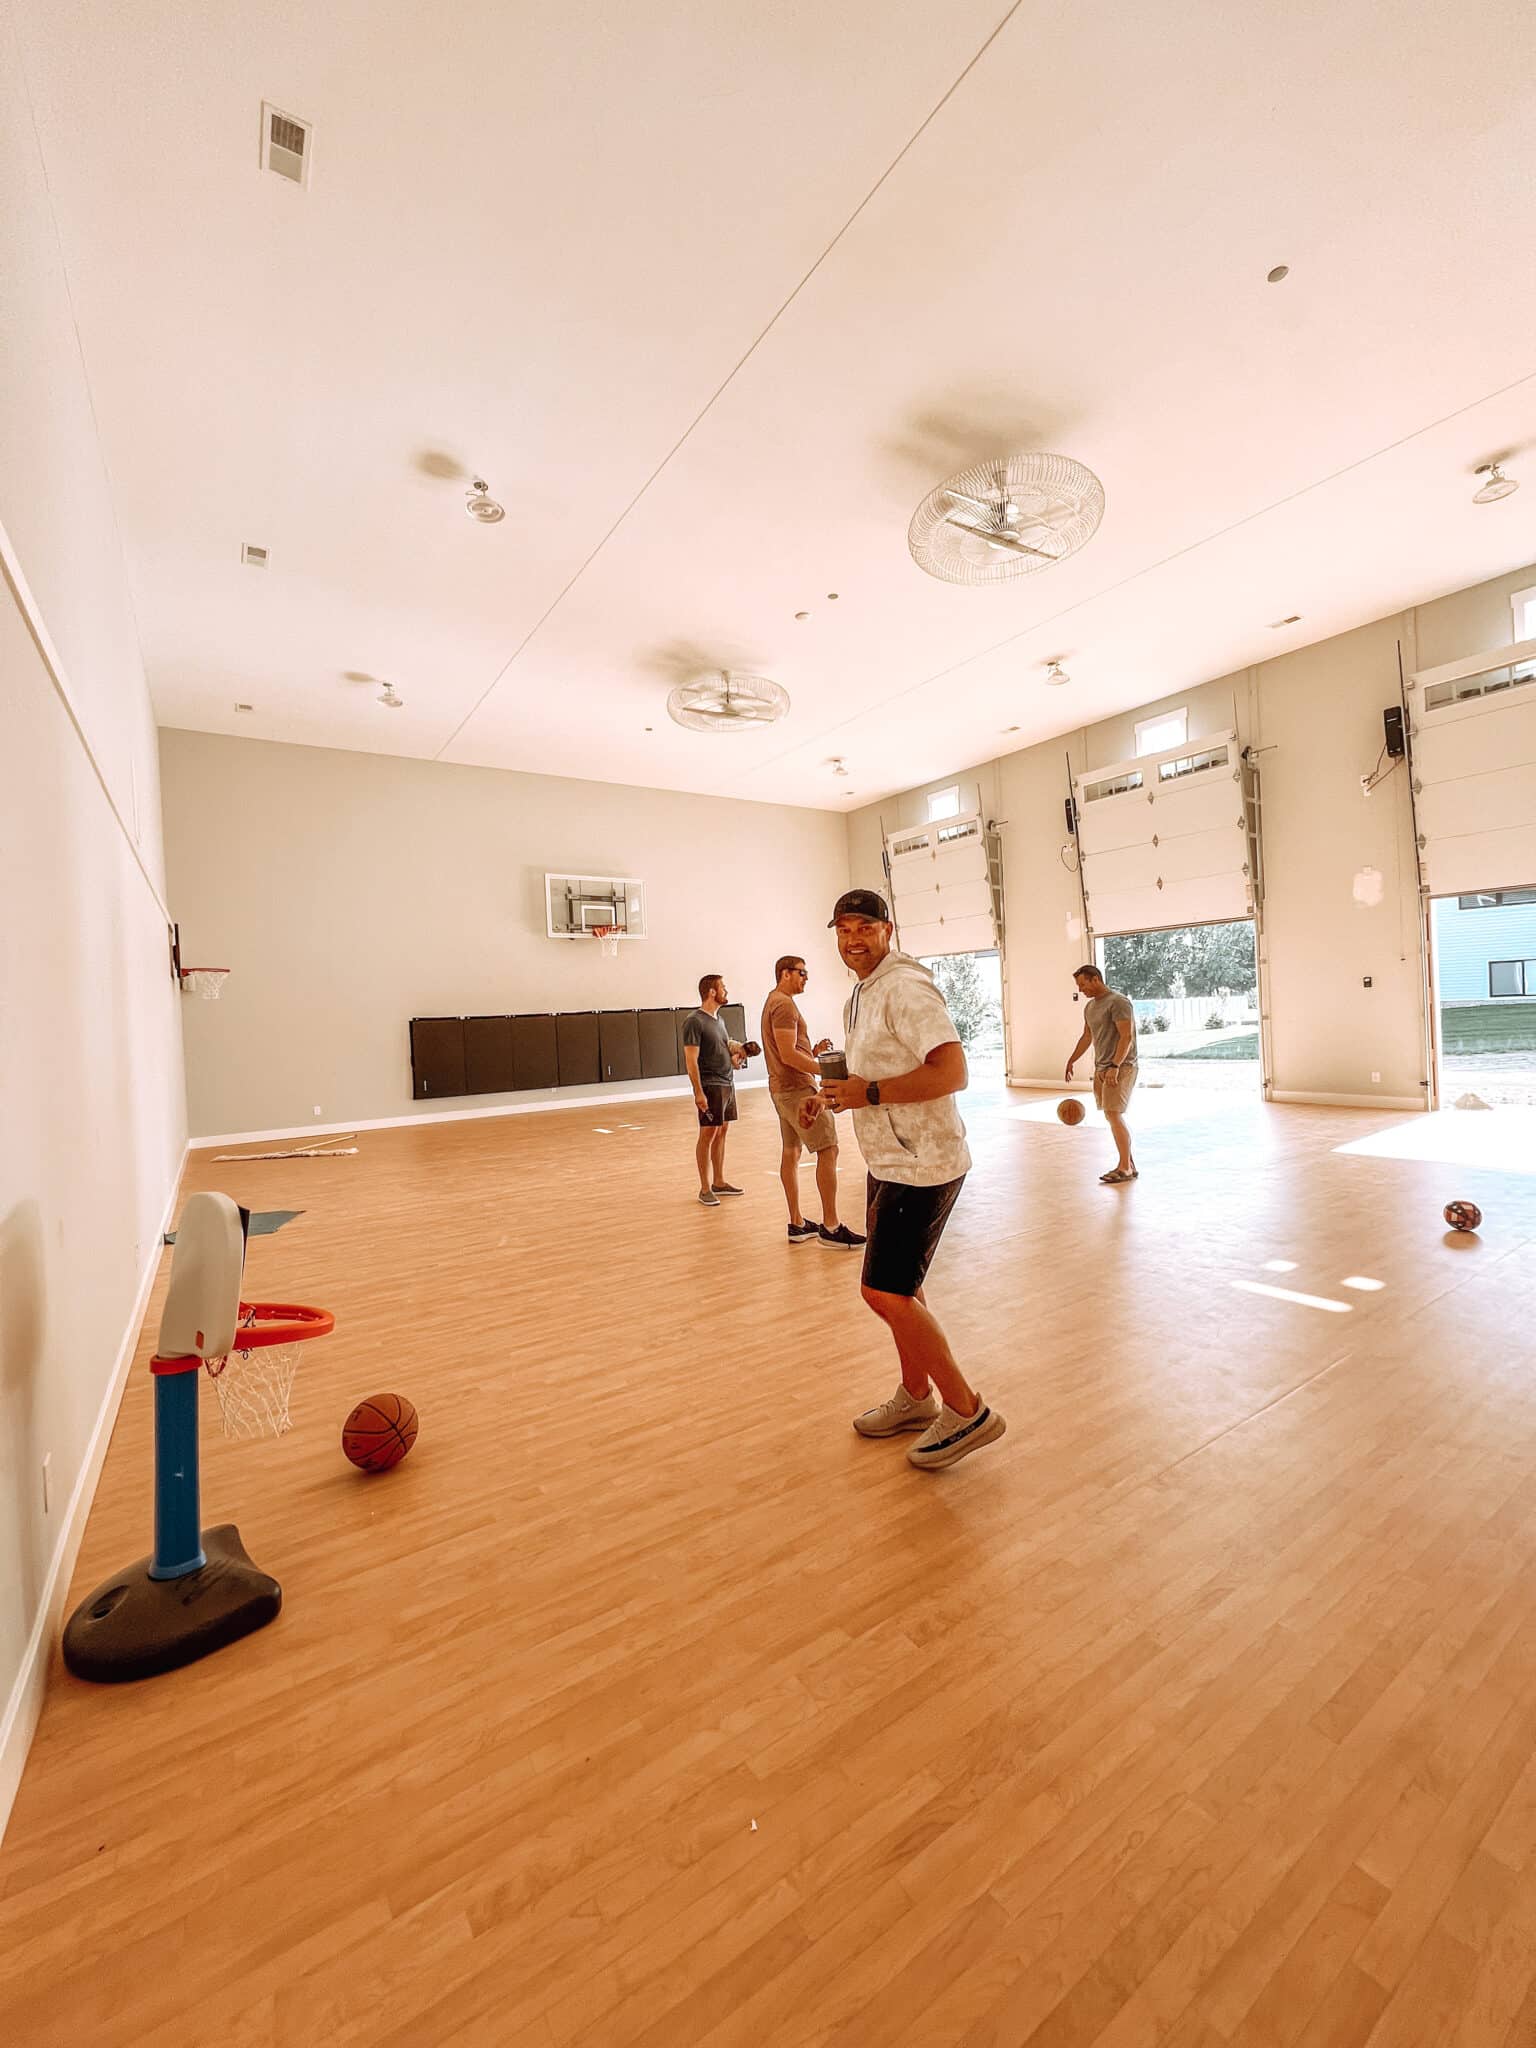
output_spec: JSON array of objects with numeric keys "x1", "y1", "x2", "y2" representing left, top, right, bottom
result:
[
  {"x1": 591, "y1": 925, "x2": 621, "y2": 959},
  {"x1": 205, "y1": 1343, "x2": 301, "y2": 1439}
]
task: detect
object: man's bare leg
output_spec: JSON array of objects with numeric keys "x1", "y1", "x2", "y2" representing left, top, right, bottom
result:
[
  {"x1": 779, "y1": 1141, "x2": 804, "y2": 1224},
  {"x1": 861, "y1": 1284, "x2": 977, "y2": 1416},
  {"x1": 1105, "y1": 1110, "x2": 1134, "y2": 1174},
  {"x1": 710, "y1": 1125, "x2": 729, "y2": 1187},
  {"x1": 814, "y1": 1145, "x2": 841, "y2": 1231},
  {"x1": 695, "y1": 1126, "x2": 715, "y2": 1194}
]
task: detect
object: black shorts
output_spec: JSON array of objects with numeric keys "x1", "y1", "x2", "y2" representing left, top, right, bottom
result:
[
  {"x1": 697, "y1": 1082, "x2": 738, "y2": 1129},
  {"x1": 862, "y1": 1173, "x2": 965, "y2": 1297}
]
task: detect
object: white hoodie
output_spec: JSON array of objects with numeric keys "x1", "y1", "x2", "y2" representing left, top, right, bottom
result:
[{"x1": 843, "y1": 951, "x2": 972, "y2": 1188}]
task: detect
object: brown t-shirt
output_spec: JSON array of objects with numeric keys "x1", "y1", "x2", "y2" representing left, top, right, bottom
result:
[{"x1": 761, "y1": 989, "x2": 813, "y2": 1096}]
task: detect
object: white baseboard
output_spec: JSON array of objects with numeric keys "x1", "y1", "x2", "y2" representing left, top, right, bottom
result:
[
  {"x1": 191, "y1": 1076, "x2": 768, "y2": 1151},
  {"x1": 1008, "y1": 1078, "x2": 1089, "y2": 1093},
  {"x1": 0, "y1": 1154, "x2": 185, "y2": 1845},
  {"x1": 1269, "y1": 1090, "x2": 1426, "y2": 1111}
]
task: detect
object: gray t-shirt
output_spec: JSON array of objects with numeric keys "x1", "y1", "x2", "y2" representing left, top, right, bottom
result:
[
  {"x1": 682, "y1": 1007, "x2": 733, "y2": 1086},
  {"x1": 1085, "y1": 991, "x2": 1137, "y2": 1068}
]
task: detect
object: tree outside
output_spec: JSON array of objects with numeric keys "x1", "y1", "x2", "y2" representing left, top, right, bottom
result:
[
  {"x1": 1099, "y1": 921, "x2": 1256, "y2": 1000},
  {"x1": 921, "y1": 951, "x2": 1003, "y2": 1060}
]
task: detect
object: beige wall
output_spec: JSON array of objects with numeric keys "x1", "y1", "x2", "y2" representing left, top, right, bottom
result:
[
  {"x1": 1, "y1": 4, "x2": 186, "y2": 1836},
  {"x1": 848, "y1": 560, "x2": 1535, "y2": 1104},
  {"x1": 161, "y1": 731, "x2": 853, "y2": 1138}
]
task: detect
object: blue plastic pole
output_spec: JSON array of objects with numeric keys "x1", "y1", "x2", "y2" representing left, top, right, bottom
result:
[{"x1": 148, "y1": 1367, "x2": 206, "y2": 1580}]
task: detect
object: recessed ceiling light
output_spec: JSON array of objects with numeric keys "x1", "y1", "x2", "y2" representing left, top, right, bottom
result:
[
  {"x1": 1002, "y1": 724, "x2": 1020, "y2": 732},
  {"x1": 644, "y1": 725, "x2": 653, "y2": 731},
  {"x1": 795, "y1": 610, "x2": 810, "y2": 620},
  {"x1": 1473, "y1": 462, "x2": 1519, "y2": 504},
  {"x1": 1266, "y1": 264, "x2": 1290, "y2": 284},
  {"x1": 234, "y1": 702, "x2": 254, "y2": 713},
  {"x1": 464, "y1": 477, "x2": 505, "y2": 523},
  {"x1": 1044, "y1": 660, "x2": 1070, "y2": 687},
  {"x1": 1267, "y1": 614, "x2": 1303, "y2": 628},
  {"x1": 826, "y1": 592, "x2": 839, "y2": 601}
]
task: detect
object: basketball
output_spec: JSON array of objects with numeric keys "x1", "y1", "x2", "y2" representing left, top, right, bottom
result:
[
  {"x1": 1444, "y1": 1200, "x2": 1482, "y2": 1233},
  {"x1": 1058, "y1": 1097, "x2": 1086, "y2": 1126},
  {"x1": 342, "y1": 1393, "x2": 419, "y2": 1472}
]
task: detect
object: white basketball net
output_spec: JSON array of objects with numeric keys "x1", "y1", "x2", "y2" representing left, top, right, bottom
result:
[
  {"x1": 204, "y1": 1342, "x2": 301, "y2": 1439},
  {"x1": 592, "y1": 926, "x2": 621, "y2": 958},
  {"x1": 180, "y1": 968, "x2": 230, "y2": 1000}
]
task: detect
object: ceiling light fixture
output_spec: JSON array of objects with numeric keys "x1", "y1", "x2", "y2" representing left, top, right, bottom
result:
[
  {"x1": 829, "y1": 757, "x2": 850, "y2": 777},
  {"x1": 379, "y1": 684, "x2": 404, "y2": 709},
  {"x1": 464, "y1": 477, "x2": 505, "y2": 523},
  {"x1": 910, "y1": 452, "x2": 1104, "y2": 586},
  {"x1": 1473, "y1": 462, "x2": 1519, "y2": 505},
  {"x1": 1044, "y1": 660, "x2": 1070, "y2": 687}
]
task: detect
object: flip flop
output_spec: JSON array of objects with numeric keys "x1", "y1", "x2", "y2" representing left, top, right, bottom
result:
[{"x1": 1100, "y1": 1168, "x2": 1138, "y2": 1184}]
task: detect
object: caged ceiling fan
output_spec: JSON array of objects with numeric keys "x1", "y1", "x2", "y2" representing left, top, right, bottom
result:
[
  {"x1": 667, "y1": 670, "x2": 791, "y2": 733},
  {"x1": 909, "y1": 452, "x2": 1105, "y2": 586}
]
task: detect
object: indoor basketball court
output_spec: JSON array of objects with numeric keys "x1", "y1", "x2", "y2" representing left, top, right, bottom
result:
[{"x1": 6, "y1": 5, "x2": 1536, "y2": 2045}]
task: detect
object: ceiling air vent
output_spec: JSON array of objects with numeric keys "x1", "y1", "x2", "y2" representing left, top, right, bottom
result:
[
  {"x1": 261, "y1": 104, "x2": 311, "y2": 187},
  {"x1": 241, "y1": 543, "x2": 268, "y2": 567}
]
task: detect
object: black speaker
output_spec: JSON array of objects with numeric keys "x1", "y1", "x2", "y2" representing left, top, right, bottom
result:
[{"x1": 1383, "y1": 706, "x2": 1406, "y2": 758}]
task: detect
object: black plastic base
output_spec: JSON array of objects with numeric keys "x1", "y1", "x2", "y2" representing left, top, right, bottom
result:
[{"x1": 62, "y1": 1524, "x2": 281, "y2": 1683}]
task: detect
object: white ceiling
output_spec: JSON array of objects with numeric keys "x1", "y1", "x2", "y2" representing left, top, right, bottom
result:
[{"x1": 19, "y1": 0, "x2": 1536, "y2": 810}]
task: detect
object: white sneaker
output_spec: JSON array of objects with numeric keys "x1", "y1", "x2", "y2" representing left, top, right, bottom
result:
[
  {"x1": 852, "y1": 1384, "x2": 941, "y2": 1437},
  {"x1": 907, "y1": 1398, "x2": 1007, "y2": 1471}
]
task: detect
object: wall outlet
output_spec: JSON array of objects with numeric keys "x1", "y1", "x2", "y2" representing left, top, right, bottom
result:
[
  {"x1": 1371, "y1": 1072, "x2": 1381, "y2": 1084},
  {"x1": 42, "y1": 1452, "x2": 52, "y2": 1514},
  {"x1": 313, "y1": 1105, "x2": 322, "y2": 1117}
]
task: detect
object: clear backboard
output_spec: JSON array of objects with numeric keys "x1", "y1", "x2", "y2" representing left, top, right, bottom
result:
[{"x1": 545, "y1": 873, "x2": 646, "y2": 940}]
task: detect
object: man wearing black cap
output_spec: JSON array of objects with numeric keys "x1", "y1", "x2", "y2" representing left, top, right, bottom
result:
[{"x1": 802, "y1": 889, "x2": 1006, "y2": 1471}]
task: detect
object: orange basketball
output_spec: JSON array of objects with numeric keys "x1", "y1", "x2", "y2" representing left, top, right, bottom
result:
[
  {"x1": 342, "y1": 1393, "x2": 419, "y2": 1472},
  {"x1": 1057, "y1": 1097, "x2": 1087, "y2": 1126}
]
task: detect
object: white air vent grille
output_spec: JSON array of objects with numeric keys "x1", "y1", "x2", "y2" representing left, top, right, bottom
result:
[
  {"x1": 241, "y1": 543, "x2": 268, "y2": 567},
  {"x1": 261, "y1": 104, "x2": 311, "y2": 187}
]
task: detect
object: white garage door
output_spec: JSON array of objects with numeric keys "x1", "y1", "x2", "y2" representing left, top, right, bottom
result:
[
  {"x1": 1076, "y1": 730, "x2": 1255, "y2": 937},
  {"x1": 1409, "y1": 639, "x2": 1536, "y2": 896},
  {"x1": 885, "y1": 812, "x2": 995, "y2": 957}
]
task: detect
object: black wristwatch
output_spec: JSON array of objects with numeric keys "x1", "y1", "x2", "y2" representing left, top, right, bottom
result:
[{"x1": 864, "y1": 1080, "x2": 881, "y2": 1107}]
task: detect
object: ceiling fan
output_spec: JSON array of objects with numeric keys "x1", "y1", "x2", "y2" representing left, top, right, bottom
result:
[
  {"x1": 667, "y1": 670, "x2": 791, "y2": 734},
  {"x1": 909, "y1": 452, "x2": 1105, "y2": 586}
]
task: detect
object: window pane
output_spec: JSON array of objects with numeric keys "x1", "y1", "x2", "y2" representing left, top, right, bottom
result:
[
  {"x1": 1135, "y1": 710, "x2": 1188, "y2": 757},
  {"x1": 926, "y1": 786, "x2": 961, "y2": 822},
  {"x1": 1490, "y1": 961, "x2": 1523, "y2": 997}
]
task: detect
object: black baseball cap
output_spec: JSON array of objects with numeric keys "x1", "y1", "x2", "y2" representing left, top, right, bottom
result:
[{"x1": 828, "y1": 888, "x2": 891, "y2": 926}]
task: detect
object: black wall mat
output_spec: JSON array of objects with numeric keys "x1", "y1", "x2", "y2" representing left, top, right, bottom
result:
[
  {"x1": 464, "y1": 1015, "x2": 515, "y2": 1095},
  {"x1": 410, "y1": 1018, "x2": 467, "y2": 1099},
  {"x1": 721, "y1": 1001, "x2": 748, "y2": 1046},
  {"x1": 598, "y1": 1010, "x2": 642, "y2": 1083},
  {"x1": 674, "y1": 1005, "x2": 698, "y2": 1071},
  {"x1": 555, "y1": 1011, "x2": 601, "y2": 1087},
  {"x1": 638, "y1": 1009, "x2": 681, "y2": 1078},
  {"x1": 511, "y1": 1013, "x2": 559, "y2": 1091}
]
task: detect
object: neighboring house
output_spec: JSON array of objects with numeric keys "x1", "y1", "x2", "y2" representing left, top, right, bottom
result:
[{"x1": 1436, "y1": 891, "x2": 1536, "y2": 1001}]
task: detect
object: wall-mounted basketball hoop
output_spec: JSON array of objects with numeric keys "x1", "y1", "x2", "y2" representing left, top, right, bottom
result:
[
  {"x1": 179, "y1": 967, "x2": 230, "y2": 1000},
  {"x1": 590, "y1": 925, "x2": 622, "y2": 959}
]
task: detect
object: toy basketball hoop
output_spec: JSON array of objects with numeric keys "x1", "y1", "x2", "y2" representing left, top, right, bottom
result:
[
  {"x1": 179, "y1": 966, "x2": 230, "y2": 1000},
  {"x1": 197, "y1": 1301, "x2": 335, "y2": 1439},
  {"x1": 591, "y1": 924, "x2": 622, "y2": 959}
]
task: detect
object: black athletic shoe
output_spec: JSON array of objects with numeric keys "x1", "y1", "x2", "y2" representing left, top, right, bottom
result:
[
  {"x1": 787, "y1": 1220, "x2": 818, "y2": 1245},
  {"x1": 818, "y1": 1223, "x2": 867, "y2": 1251}
]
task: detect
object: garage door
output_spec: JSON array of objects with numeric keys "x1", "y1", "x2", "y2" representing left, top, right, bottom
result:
[
  {"x1": 1076, "y1": 729, "x2": 1255, "y2": 937},
  {"x1": 885, "y1": 812, "x2": 995, "y2": 957},
  {"x1": 1408, "y1": 638, "x2": 1536, "y2": 896}
]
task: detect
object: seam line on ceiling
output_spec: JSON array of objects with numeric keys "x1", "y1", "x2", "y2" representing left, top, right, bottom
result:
[{"x1": 432, "y1": 0, "x2": 1029, "y2": 761}]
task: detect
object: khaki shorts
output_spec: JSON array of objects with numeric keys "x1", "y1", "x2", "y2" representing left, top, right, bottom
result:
[
  {"x1": 773, "y1": 1090, "x2": 837, "y2": 1154},
  {"x1": 1093, "y1": 1064, "x2": 1138, "y2": 1115}
]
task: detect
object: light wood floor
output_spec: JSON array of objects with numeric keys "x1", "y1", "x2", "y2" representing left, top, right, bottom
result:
[{"x1": 5, "y1": 1083, "x2": 1536, "y2": 2047}]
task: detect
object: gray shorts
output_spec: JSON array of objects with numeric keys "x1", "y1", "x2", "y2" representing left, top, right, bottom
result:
[
  {"x1": 1094, "y1": 1064, "x2": 1137, "y2": 1115},
  {"x1": 773, "y1": 1091, "x2": 836, "y2": 1154}
]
